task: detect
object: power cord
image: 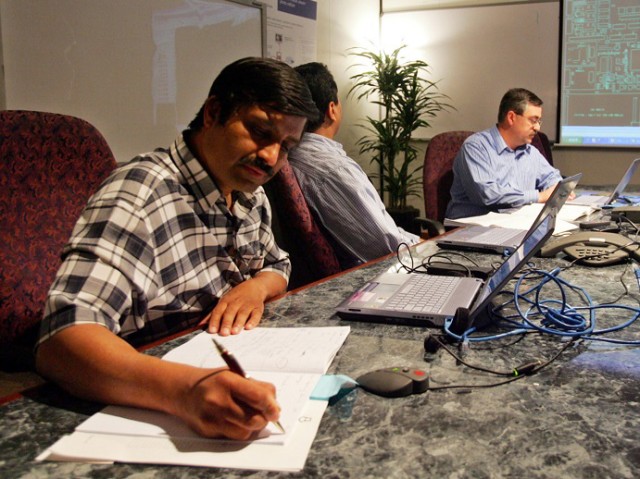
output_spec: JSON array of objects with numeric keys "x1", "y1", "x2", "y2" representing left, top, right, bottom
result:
[
  {"x1": 423, "y1": 333, "x2": 577, "y2": 391},
  {"x1": 395, "y1": 242, "x2": 496, "y2": 278},
  {"x1": 483, "y1": 267, "x2": 640, "y2": 345}
]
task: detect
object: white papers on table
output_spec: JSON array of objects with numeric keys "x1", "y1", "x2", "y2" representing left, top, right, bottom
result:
[
  {"x1": 444, "y1": 203, "x2": 593, "y2": 234},
  {"x1": 37, "y1": 400, "x2": 328, "y2": 472},
  {"x1": 37, "y1": 326, "x2": 351, "y2": 472}
]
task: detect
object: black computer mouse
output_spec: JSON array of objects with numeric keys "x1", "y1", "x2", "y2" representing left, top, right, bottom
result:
[{"x1": 356, "y1": 367, "x2": 429, "y2": 398}]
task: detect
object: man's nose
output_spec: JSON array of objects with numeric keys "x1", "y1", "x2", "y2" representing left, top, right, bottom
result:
[{"x1": 259, "y1": 143, "x2": 281, "y2": 166}]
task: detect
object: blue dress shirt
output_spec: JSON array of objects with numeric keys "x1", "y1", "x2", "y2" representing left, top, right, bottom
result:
[{"x1": 446, "y1": 126, "x2": 562, "y2": 219}]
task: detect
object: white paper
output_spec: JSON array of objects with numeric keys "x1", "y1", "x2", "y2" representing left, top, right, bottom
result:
[
  {"x1": 444, "y1": 203, "x2": 592, "y2": 233},
  {"x1": 39, "y1": 326, "x2": 350, "y2": 471},
  {"x1": 163, "y1": 327, "x2": 350, "y2": 374},
  {"x1": 76, "y1": 371, "x2": 321, "y2": 445},
  {"x1": 37, "y1": 400, "x2": 328, "y2": 472}
]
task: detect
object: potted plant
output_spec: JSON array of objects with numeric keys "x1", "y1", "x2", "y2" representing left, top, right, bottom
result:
[{"x1": 348, "y1": 45, "x2": 451, "y2": 232}]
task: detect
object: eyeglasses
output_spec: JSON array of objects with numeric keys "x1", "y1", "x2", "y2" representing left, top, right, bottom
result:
[{"x1": 516, "y1": 113, "x2": 543, "y2": 127}]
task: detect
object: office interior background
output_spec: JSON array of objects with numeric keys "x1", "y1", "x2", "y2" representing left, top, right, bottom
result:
[{"x1": 0, "y1": 0, "x2": 638, "y2": 217}]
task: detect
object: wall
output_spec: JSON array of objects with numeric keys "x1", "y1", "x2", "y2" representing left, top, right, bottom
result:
[
  {"x1": 313, "y1": 0, "x2": 640, "y2": 218},
  {"x1": 1, "y1": 0, "x2": 638, "y2": 210},
  {"x1": 315, "y1": 0, "x2": 379, "y2": 169},
  {"x1": 0, "y1": 0, "x2": 263, "y2": 163},
  {"x1": 0, "y1": 12, "x2": 4, "y2": 110}
]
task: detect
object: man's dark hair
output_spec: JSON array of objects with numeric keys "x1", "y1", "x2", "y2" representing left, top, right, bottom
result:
[
  {"x1": 497, "y1": 88, "x2": 543, "y2": 123},
  {"x1": 188, "y1": 57, "x2": 318, "y2": 130},
  {"x1": 294, "y1": 62, "x2": 337, "y2": 132}
]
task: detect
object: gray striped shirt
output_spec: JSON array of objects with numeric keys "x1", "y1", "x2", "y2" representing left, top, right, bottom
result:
[{"x1": 289, "y1": 133, "x2": 419, "y2": 267}]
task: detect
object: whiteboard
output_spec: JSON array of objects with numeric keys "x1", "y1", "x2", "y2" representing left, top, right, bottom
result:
[
  {"x1": 381, "y1": 1, "x2": 560, "y2": 140},
  {"x1": 1, "y1": 0, "x2": 264, "y2": 162}
]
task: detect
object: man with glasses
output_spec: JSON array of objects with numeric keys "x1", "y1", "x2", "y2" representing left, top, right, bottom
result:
[
  {"x1": 35, "y1": 57, "x2": 318, "y2": 440},
  {"x1": 446, "y1": 88, "x2": 566, "y2": 219}
]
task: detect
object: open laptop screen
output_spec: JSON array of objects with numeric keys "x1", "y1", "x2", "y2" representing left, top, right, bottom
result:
[{"x1": 449, "y1": 213, "x2": 556, "y2": 335}]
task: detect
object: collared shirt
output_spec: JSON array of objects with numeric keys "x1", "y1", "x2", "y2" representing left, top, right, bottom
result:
[
  {"x1": 446, "y1": 125, "x2": 562, "y2": 219},
  {"x1": 288, "y1": 132, "x2": 419, "y2": 268},
  {"x1": 38, "y1": 134, "x2": 290, "y2": 347}
]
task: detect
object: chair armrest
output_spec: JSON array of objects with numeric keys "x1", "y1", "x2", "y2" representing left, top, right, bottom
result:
[{"x1": 413, "y1": 217, "x2": 446, "y2": 239}]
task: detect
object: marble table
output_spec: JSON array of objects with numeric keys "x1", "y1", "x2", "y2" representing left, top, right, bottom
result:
[{"x1": 2, "y1": 239, "x2": 640, "y2": 478}]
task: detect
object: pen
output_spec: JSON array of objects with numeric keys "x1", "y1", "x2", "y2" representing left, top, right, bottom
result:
[{"x1": 211, "y1": 338, "x2": 285, "y2": 434}]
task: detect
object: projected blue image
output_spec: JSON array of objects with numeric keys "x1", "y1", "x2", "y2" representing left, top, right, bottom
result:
[{"x1": 560, "y1": 0, "x2": 640, "y2": 147}]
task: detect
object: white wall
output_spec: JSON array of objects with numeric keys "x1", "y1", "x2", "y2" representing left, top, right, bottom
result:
[
  {"x1": 1, "y1": 0, "x2": 638, "y2": 205},
  {"x1": 315, "y1": 0, "x2": 379, "y2": 167},
  {"x1": 1, "y1": 0, "x2": 263, "y2": 163},
  {"x1": 0, "y1": 12, "x2": 4, "y2": 110},
  {"x1": 314, "y1": 0, "x2": 640, "y2": 214}
]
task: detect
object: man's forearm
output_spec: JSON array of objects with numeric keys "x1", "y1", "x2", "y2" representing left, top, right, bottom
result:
[{"x1": 35, "y1": 324, "x2": 198, "y2": 416}]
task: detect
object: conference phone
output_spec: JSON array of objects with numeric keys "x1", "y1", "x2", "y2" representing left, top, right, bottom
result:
[{"x1": 539, "y1": 231, "x2": 640, "y2": 266}]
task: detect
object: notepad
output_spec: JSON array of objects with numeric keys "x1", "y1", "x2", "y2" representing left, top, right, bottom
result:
[{"x1": 38, "y1": 326, "x2": 351, "y2": 472}]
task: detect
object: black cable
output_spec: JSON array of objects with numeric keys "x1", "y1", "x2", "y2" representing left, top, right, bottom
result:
[
  {"x1": 395, "y1": 242, "x2": 493, "y2": 276},
  {"x1": 424, "y1": 334, "x2": 577, "y2": 392}
]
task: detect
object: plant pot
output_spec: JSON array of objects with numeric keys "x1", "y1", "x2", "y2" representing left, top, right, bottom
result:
[{"x1": 387, "y1": 206, "x2": 420, "y2": 234}]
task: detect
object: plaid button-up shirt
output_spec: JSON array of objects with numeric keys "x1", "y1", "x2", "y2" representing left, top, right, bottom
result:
[{"x1": 39, "y1": 134, "x2": 290, "y2": 346}]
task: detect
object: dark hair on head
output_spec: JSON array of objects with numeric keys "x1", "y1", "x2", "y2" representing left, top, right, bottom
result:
[
  {"x1": 294, "y1": 62, "x2": 337, "y2": 132},
  {"x1": 497, "y1": 88, "x2": 543, "y2": 123},
  {"x1": 188, "y1": 57, "x2": 318, "y2": 130}
]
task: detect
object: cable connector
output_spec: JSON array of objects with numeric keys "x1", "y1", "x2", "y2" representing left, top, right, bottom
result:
[
  {"x1": 512, "y1": 360, "x2": 543, "y2": 376},
  {"x1": 633, "y1": 262, "x2": 640, "y2": 291}
]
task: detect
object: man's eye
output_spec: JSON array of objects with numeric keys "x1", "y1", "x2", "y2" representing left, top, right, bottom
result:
[{"x1": 252, "y1": 127, "x2": 269, "y2": 140}]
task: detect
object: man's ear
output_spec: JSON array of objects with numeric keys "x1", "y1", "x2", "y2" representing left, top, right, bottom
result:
[
  {"x1": 203, "y1": 96, "x2": 221, "y2": 126},
  {"x1": 506, "y1": 110, "x2": 518, "y2": 126},
  {"x1": 327, "y1": 101, "x2": 338, "y2": 123}
]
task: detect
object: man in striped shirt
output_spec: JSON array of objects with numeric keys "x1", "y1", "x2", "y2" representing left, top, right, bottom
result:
[
  {"x1": 288, "y1": 62, "x2": 419, "y2": 268},
  {"x1": 446, "y1": 88, "x2": 566, "y2": 220},
  {"x1": 35, "y1": 58, "x2": 318, "y2": 439}
]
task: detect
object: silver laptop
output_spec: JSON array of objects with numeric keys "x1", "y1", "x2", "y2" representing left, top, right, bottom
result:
[
  {"x1": 569, "y1": 158, "x2": 640, "y2": 207},
  {"x1": 335, "y1": 214, "x2": 555, "y2": 328},
  {"x1": 435, "y1": 173, "x2": 581, "y2": 254}
]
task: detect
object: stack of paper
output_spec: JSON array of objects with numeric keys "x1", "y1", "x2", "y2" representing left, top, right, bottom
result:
[
  {"x1": 37, "y1": 326, "x2": 351, "y2": 472},
  {"x1": 445, "y1": 203, "x2": 593, "y2": 234}
]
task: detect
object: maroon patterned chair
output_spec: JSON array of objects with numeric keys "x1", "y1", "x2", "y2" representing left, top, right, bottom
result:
[
  {"x1": 0, "y1": 110, "x2": 117, "y2": 370},
  {"x1": 420, "y1": 131, "x2": 475, "y2": 235},
  {"x1": 420, "y1": 130, "x2": 554, "y2": 236},
  {"x1": 531, "y1": 131, "x2": 554, "y2": 166},
  {"x1": 264, "y1": 162, "x2": 342, "y2": 290}
]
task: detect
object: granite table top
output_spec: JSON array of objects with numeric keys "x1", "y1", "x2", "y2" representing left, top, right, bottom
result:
[{"x1": 2, "y1": 240, "x2": 640, "y2": 478}]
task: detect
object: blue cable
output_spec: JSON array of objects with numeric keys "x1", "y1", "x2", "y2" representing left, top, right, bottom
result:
[{"x1": 447, "y1": 267, "x2": 640, "y2": 345}]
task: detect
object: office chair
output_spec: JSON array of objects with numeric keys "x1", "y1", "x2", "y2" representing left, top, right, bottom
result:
[
  {"x1": 419, "y1": 130, "x2": 554, "y2": 237},
  {"x1": 263, "y1": 162, "x2": 343, "y2": 290},
  {"x1": 420, "y1": 130, "x2": 475, "y2": 236},
  {"x1": 0, "y1": 110, "x2": 118, "y2": 370},
  {"x1": 531, "y1": 131, "x2": 554, "y2": 166}
]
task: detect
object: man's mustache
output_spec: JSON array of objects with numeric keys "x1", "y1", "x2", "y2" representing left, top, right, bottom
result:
[{"x1": 239, "y1": 156, "x2": 274, "y2": 177}]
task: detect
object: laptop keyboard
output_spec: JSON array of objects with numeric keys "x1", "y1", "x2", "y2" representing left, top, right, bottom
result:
[
  {"x1": 384, "y1": 274, "x2": 459, "y2": 312},
  {"x1": 474, "y1": 228, "x2": 519, "y2": 243}
]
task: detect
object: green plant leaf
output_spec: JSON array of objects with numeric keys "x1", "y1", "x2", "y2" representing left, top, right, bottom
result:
[{"x1": 348, "y1": 45, "x2": 453, "y2": 209}]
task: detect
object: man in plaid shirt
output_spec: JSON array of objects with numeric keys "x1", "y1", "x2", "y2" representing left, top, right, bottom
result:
[{"x1": 35, "y1": 57, "x2": 319, "y2": 440}]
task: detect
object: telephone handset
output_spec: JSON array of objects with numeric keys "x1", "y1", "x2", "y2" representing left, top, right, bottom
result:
[{"x1": 539, "y1": 231, "x2": 640, "y2": 266}]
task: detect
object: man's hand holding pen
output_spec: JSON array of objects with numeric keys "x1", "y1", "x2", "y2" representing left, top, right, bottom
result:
[
  {"x1": 175, "y1": 366, "x2": 282, "y2": 441},
  {"x1": 212, "y1": 338, "x2": 285, "y2": 434}
]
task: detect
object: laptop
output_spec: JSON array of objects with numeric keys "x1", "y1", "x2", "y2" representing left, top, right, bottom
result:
[
  {"x1": 435, "y1": 173, "x2": 582, "y2": 254},
  {"x1": 568, "y1": 158, "x2": 640, "y2": 207},
  {"x1": 335, "y1": 213, "x2": 555, "y2": 329}
]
